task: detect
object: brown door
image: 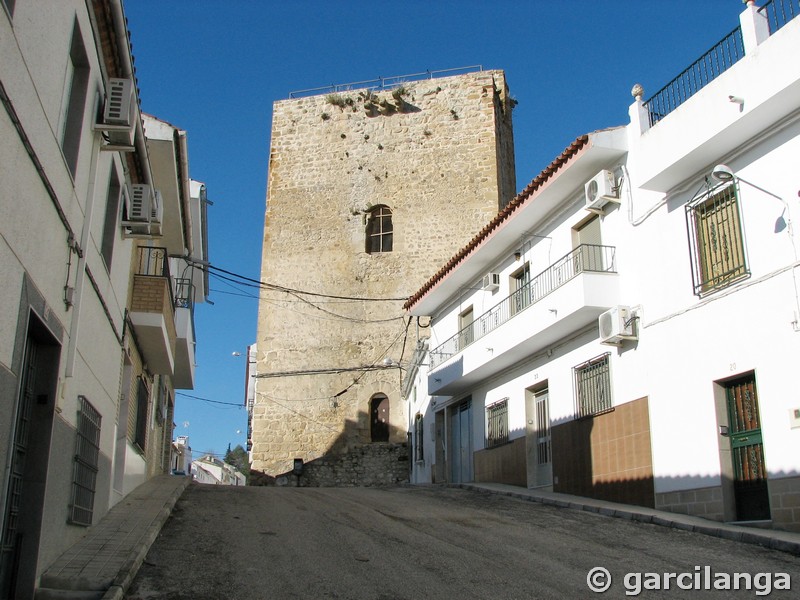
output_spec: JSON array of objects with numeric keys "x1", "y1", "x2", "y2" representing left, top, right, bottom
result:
[{"x1": 725, "y1": 374, "x2": 770, "y2": 521}]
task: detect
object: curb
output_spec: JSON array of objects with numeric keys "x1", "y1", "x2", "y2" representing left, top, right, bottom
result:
[
  {"x1": 100, "y1": 478, "x2": 191, "y2": 600},
  {"x1": 454, "y1": 483, "x2": 800, "y2": 556}
]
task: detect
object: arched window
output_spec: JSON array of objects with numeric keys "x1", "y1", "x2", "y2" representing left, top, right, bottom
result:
[
  {"x1": 365, "y1": 205, "x2": 393, "y2": 253},
  {"x1": 370, "y1": 394, "x2": 390, "y2": 442}
]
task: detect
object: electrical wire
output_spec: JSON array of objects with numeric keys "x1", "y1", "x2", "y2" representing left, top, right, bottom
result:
[
  {"x1": 207, "y1": 271, "x2": 405, "y2": 324},
  {"x1": 176, "y1": 391, "x2": 243, "y2": 408},
  {"x1": 191, "y1": 260, "x2": 411, "y2": 302}
]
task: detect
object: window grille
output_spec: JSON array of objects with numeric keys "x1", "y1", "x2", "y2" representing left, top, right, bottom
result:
[
  {"x1": 365, "y1": 206, "x2": 393, "y2": 253},
  {"x1": 486, "y1": 398, "x2": 509, "y2": 448},
  {"x1": 414, "y1": 413, "x2": 424, "y2": 462},
  {"x1": 69, "y1": 396, "x2": 101, "y2": 526},
  {"x1": 574, "y1": 354, "x2": 612, "y2": 418},
  {"x1": 535, "y1": 390, "x2": 551, "y2": 465},
  {"x1": 686, "y1": 182, "x2": 749, "y2": 296}
]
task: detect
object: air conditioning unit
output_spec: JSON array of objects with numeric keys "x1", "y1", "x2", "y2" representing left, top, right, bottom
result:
[
  {"x1": 599, "y1": 305, "x2": 637, "y2": 344},
  {"x1": 103, "y1": 78, "x2": 134, "y2": 126},
  {"x1": 482, "y1": 273, "x2": 500, "y2": 291},
  {"x1": 584, "y1": 170, "x2": 619, "y2": 211},
  {"x1": 95, "y1": 78, "x2": 135, "y2": 148},
  {"x1": 127, "y1": 184, "x2": 153, "y2": 222},
  {"x1": 150, "y1": 190, "x2": 164, "y2": 236}
]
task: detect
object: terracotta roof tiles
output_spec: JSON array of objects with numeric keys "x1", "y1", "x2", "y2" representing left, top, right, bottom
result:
[{"x1": 403, "y1": 134, "x2": 590, "y2": 310}]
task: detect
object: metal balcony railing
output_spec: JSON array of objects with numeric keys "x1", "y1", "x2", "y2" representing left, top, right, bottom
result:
[
  {"x1": 759, "y1": 0, "x2": 800, "y2": 34},
  {"x1": 135, "y1": 246, "x2": 170, "y2": 278},
  {"x1": 429, "y1": 244, "x2": 617, "y2": 369},
  {"x1": 644, "y1": 27, "x2": 744, "y2": 126},
  {"x1": 134, "y1": 246, "x2": 174, "y2": 309},
  {"x1": 644, "y1": 0, "x2": 800, "y2": 127},
  {"x1": 289, "y1": 66, "x2": 483, "y2": 98}
]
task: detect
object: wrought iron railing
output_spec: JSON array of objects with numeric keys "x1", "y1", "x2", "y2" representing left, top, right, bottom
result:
[
  {"x1": 644, "y1": 27, "x2": 744, "y2": 126},
  {"x1": 135, "y1": 246, "x2": 170, "y2": 278},
  {"x1": 429, "y1": 244, "x2": 617, "y2": 369},
  {"x1": 759, "y1": 0, "x2": 800, "y2": 33},
  {"x1": 486, "y1": 399, "x2": 509, "y2": 448},
  {"x1": 134, "y1": 246, "x2": 174, "y2": 309},
  {"x1": 289, "y1": 66, "x2": 483, "y2": 98}
]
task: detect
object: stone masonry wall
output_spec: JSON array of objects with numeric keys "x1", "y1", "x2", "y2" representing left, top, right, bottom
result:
[{"x1": 253, "y1": 70, "x2": 516, "y2": 478}]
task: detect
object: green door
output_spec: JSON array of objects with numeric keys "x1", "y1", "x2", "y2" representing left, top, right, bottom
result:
[{"x1": 725, "y1": 375, "x2": 770, "y2": 521}]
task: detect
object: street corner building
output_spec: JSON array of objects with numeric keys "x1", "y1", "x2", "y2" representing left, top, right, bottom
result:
[
  {"x1": 251, "y1": 68, "x2": 517, "y2": 484},
  {"x1": 0, "y1": 1, "x2": 209, "y2": 597},
  {"x1": 404, "y1": 2, "x2": 800, "y2": 533}
]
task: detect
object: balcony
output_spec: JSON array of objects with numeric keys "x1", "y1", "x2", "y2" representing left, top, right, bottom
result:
[
  {"x1": 428, "y1": 244, "x2": 620, "y2": 396},
  {"x1": 172, "y1": 278, "x2": 196, "y2": 389},
  {"x1": 129, "y1": 247, "x2": 176, "y2": 376},
  {"x1": 635, "y1": 1, "x2": 800, "y2": 192}
]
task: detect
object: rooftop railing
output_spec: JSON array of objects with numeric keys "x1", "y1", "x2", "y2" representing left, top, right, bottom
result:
[
  {"x1": 288, "y1": 66, "x2": 483, "y2": 99},
  {"x1": 759, "y1": 0, "x2": 800, "y2": 33},
  {"x1": 429, "y1": 244, "x2": 617, "y2": 369},
  {"x1": 644, "y1": 27, "x2": 745, "y2": 126},
  {"x1": 644, "y1": 0, "x2": 799, "y2": 127}
]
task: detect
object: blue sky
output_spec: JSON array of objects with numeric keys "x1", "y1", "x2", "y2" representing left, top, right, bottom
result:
[{"x1": 123, "y1": 0, "x2": 742, "y2": 457}]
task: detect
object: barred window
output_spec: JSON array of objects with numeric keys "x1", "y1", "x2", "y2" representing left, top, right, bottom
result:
[
  {"x1": 574, "y1": 354, "x2": 612, "y2": 418},
  {"x1": 365, "y1": 205, "x2": 393, "y2": 253},
  {"x1": 414, "y1": 413, "x2": 424, "y2": 462},
  {"x1": 486, "y1": 398, "x2": 509, "y2": 448},
  {"x1": 69, "y1": 396, "x2": 101, "y2": 526},
  {"x1": 686, "y1": 182, "x2": 749, "y2": 296}
]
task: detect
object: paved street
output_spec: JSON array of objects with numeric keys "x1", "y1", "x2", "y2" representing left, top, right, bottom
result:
[{"x1": 126, "y1": 484, "x2": 800, "y2": 599}]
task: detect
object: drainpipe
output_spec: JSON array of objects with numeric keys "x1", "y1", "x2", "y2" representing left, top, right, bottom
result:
[{"x1": 64, "y1": 127, "x2": 102, "y2": 379}]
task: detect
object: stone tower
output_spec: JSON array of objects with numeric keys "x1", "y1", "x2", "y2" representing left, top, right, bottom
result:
[{"x1": 252, "y1": 69, "x2": 515, "y2": 482}]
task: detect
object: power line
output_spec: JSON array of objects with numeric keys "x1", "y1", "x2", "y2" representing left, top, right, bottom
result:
[
  {"x1": 186, "y1": 259, "x2": 410, "y2": 302},
  {"x1": 176, "y1": 392, "x2": 243, "y2": 408}
]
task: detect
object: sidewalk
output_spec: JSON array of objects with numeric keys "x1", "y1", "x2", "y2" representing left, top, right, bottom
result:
[
  {"x1": 36, "y1": 474, "x2": 191, "y2": 600},
  {"x1": 456, "y1": 482, "x2": 800, "y2": 555}
]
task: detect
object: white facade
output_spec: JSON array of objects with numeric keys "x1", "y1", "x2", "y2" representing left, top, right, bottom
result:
[
  {"x1": 406, "y1": 4, "x2": 800, "y2": 532},
  {"x1": 191, "y1": 455, "x2": 246, "y2": 486},
  {"x1": 0, "y1": 1, "x2": 208, "y2": 596}
]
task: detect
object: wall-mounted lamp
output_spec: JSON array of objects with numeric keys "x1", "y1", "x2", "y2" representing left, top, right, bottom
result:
[
  {"x1": 514, "y1": 251, "x2": 521, "y2": 261},
  {"x1": 711, "y1": 164, "x2": 735, "y2": 183},
  {"x1": 728, "y1": 95, "x2": 744, "y2": 105}
]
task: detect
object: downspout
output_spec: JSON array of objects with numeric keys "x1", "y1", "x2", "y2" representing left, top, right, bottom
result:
[{"x1": 177, "y1": 130, "x2": 193, "y2": 256}]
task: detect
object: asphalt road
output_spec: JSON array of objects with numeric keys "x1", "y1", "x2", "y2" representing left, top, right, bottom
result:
[{"x1": 126, "y1": 484, "x2": 800, "y2": 599}]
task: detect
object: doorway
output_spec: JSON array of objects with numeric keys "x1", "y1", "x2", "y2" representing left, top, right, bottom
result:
[
  {"x1": 449, "y1": 398, "x2": 473, "y2": 483},
  {"x1": 724, "y1": 374, "x2": 770, "y2": 521},
  {"x1": 525, "y1": 385, "x2": 552, "y2": 488},
  {"x1": 370, "y1": 394, "x2": 389, "y2": 442},
  {"x1": 0, "y1": 312, "x2": 60, "y2": 599}
]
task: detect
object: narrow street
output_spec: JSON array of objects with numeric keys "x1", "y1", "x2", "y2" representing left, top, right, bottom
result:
[{"x1": 126, "y1": 484, "x2": 800, "y2": 599}]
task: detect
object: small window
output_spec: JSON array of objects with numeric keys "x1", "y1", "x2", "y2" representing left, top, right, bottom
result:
[
  {"x1": 486, "y1": 398, "x2": 508, "y2": 448},
  {"x1": 61, "y1": 21, "x2": 90, "y2": 178},
  {"x1": 100, "y1": 168, "x2": 121, "y2": 271},
  {"x1": 69, "y1": 396, "x2": 101, "y2": 526},
  {"x1": 414, "y1": 413, "x2": 424, "y2": 462},
  {"x1": 574, "y1": 353, "x2": 612, "y2": 418},
  {"x1": 365, "y1": 205, "x2": 393, "y2": 253},
  {"x1": 686, "y1": 182, "x2": 749, "y2": 296}
]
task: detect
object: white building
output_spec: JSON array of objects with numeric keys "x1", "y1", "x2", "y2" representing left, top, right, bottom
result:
[
  {"x1": 191, "y1": 455, "x2": 246, "y2": 486},
  {"x1": 171, "y1": 435, "x2": 193, "y2": 475},
  {"x1": 0, "y1": 1, "x2": 208, "y2": 596},
  {"x1": 405, "y1": 2, "x2": 800, "y2": 532}
]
